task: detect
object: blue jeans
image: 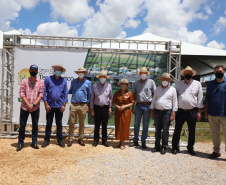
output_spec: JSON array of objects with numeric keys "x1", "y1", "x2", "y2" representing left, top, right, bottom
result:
[
  {"x1": 18, "y1": 108, "x2": 40, "y2": 145},
  {"x1": 133, "y1": 103, "x2": 151, "y2": 144},
  {"x1": 172, "y1": 108, "x2": 198, "y2": 150},
  {"x1": 154, "y1": 109, "x2": 172, "y2": 149},
  {"x1": 44, "y1": 108, "x2": 63, "y2": 142}
]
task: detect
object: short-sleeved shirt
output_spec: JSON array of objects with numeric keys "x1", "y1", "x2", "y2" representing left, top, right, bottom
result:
[
  {"x1": 150, "y1": 85, "x2": 178, "y2": 111},
  {"x1": 68, "y1": 78, "x2": 91, "y2": 103},
  {"x1": 176, "y1": 79, "x2": 204, "y2": 109},
  {"x1": 90, "y1": 82, "x2": 113, "y2": 108},
  {"x1": 20, "y1": 77, "x2": 44, "y2": 111},
  {"x1": 43, "y1": 75, "x2": 68, "y2": 108},
  {"x1": 132, "y1": 78, "x2": 156, "y2": 102},
  {"x1": 205, "y1": 78, "x2": 226, "y2": 116}
]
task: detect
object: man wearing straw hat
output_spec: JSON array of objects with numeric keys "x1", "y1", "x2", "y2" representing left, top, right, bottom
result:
[
  {"x1": 42, "y1": 63, "x2": 68, "y2": 148},
  {"x1": 67, "y1": 67, "x2": 91, "y2": 147},
  {"x1": 172, "y1": 66, "x2": 203, "y2": 155},
  {"x1": 90, "y1": 71, "x2": 112, "y2": 147},
  {"x1": 130, "y1": 67, "x2": 156, "y2": 149},
  {"x1": 150, "y1": 73, "x2": 178, "y2": 154}
]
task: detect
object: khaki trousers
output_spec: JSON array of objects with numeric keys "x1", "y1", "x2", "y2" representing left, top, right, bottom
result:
[
  {"x1": 208, "y1": 115, "x2": 226, "y2": 153},
  {"x1": 68, "y1": 103, "x2": 87, "y2": 141}
]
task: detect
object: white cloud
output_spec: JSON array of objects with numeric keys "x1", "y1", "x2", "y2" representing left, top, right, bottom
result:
[
  {"x1": 117, "y1": 31, "x2": 127, "y2": 39},
  {"x1": 214, "y1": 16, "x2": 226, "y2": 34},
  {"x1": 207, "y1": 40, "x2": 225, "y2": 49},
  {"x1": 124, "y1": 19, "x2": 141, "y2": 29},
  {"x1": 143, "y1": 0, "x2": 209, "y2": 45},
  {"x1": 204, "y1": 4, "x2": 212, "y2": 14},
  {"x1": 82, "y1": 0, "x2": 144, "y2": 38},
  {"x1": 48, "y1": 0, "x2": 95, "y2": 23},
  {"x1": 21, "y1": 0, "x2": 40, "y2": 9},
  {"x1": 34, "y1": 22, "x2": 78, "y2": 37}
]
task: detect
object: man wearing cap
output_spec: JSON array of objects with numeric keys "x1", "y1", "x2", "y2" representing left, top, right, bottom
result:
[
  {"x1": 42, "y1": 63, "x2": 68, "y2": 148},
  {"x1": 130, "y1": 67, "x2": 156, "y2": 149},
  {"x1": 204, "y1": 65, "x2": 226, "y2": 159},
  {"x1": 17, "y1": 64, "x2": 44, "y2": 151},
  {"x1": 172, "y1": 66, "x2": 203, "y2": 155},
  {"x1": 150, "y1": 73, "x2": 178, "y2": 154},
  {"x1": 67, "y1": 67, "x2": 91, "y2": 147},
  {"x1": 90, "y1": 71, "x2": 112, "y2": 147}
]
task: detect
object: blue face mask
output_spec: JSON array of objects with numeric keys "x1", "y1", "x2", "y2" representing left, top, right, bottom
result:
[{"x1": 55, "y1": 71, "x2": 62, "y2": 76}]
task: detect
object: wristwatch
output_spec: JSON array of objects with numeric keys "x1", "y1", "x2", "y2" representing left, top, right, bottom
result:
[{"x1": 33, "y1": 104, "x2": 36, "y2": 108}]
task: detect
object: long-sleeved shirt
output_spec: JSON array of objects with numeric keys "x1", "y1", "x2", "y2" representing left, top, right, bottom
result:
[
  {"x1": 205, "y1": 78, "x2": 226, "y2": 116},
  {"x1": 150, "y1": 85, "x2": 178, "y2": 111},
  {"x1": 20, "y1": 77, "x2": 44, "y2": 111},
  {"x1": 43, "y1": 75, "x2": 68, "y2": 108},
  {"x1": 68, "y1": 78, "x2": 91, "y2": 103},
  {"x1": 132, "y1": 78, "x2": 156, "y2": 102},
  {"x1": 90, "y1": 82, "x2": 113, "y2": 108},
  {"x1": 176, "y1": 79, "x2": 204, "y2": 109}
]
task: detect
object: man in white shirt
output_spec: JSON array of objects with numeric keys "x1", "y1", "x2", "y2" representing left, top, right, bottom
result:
[
  {"x1": 172, "y1": 66, "x2": 203, "y2": 155},
  {"x1": 150, "y1": 73, "x2": 178, "y2": 154}
]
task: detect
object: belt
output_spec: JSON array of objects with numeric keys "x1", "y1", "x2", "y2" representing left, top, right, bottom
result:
[
  {"x1": 72, "y1": 102, "x2": 86, "y2": 105},
  {"x1": 178, "y1": 108, "x2": 197, "y2": 112},
  {"x1": 138, "y1": 102, "x2": 151, "y2": 105},
  {"x1": 94, "y1": 104, "x2": 109, "y2": 108},
  {"x1": 155, "y1": 109, "x2": 172, "y2": 112}
]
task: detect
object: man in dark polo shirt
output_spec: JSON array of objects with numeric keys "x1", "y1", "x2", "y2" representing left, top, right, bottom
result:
[{"x1": 205, "y1": 64, "x2": 226, "y2": 159}]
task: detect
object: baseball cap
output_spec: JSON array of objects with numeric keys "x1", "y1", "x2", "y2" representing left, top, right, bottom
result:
[{"x1": 30, "y1": 64, "x2": 38, "y2": 70}]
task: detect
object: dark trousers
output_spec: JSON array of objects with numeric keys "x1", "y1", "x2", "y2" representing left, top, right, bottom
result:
[
  {"x1": 44, "y1": 108, "x2": 63, "y2": 142},
  {"x1": 93, "y1": 104, "x2": 109, "y2": 143},
  {"x1": 154, "y1": 109, "x2": 172, "y2": 149},
  {"x1": 18, "y1": 108, "x2": 40, "y2": 145},
  {"x1": 172, "y1": 108, "x2": 198, "y2": 150}
]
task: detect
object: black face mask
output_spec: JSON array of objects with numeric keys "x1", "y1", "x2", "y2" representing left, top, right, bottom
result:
[
  {"x1": 215, "y1": 71, "x2": 224, "y2": 79},
  {"x1": 30, "y1": 72, "x2": 37, "y2": 77},
  {"x1": 184, "y1": 74, "x2": 192, "y2": 80}
]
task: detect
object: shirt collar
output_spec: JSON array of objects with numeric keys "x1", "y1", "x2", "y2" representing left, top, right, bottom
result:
[
  {"x1": 28, "y1": 77, "x2": 38, "y2": 81},
  {"x1": 214, "y1": 77, "x2": 226, "y2": 84},
  {"x1": 76, "y1": 78, "x2": 86, "y2": 82},
  {"x1": 183, "y1": 78, "x2": 193, "y2": 85}
]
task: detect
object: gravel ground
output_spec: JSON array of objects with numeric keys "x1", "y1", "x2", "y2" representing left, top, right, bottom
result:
[{"x1": 1, "y1": 137, "x2": 226, "y2": 185}]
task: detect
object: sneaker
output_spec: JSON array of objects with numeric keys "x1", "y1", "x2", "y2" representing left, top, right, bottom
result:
[{"x1": 208, "y1": 152, "x2": 221, "y2": 159}]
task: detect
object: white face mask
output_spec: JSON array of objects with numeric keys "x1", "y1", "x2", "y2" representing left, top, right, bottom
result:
[
  {"x1": 162, "y1": 80, "x2": 169, "y2": 87},
  {"x1": 141, "y1": 74, "x2": 147, "y2": 80},
  {"x1": 100, "y1": 78, "x2": 106, "y2": 84},
  {"x1": 78, "y1": 73, "x2": 84, "y2": 79}
]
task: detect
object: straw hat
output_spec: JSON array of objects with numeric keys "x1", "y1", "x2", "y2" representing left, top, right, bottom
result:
[
  {"x1": 118, "y1": 78, "x2": 129, "y2": 85},
  {"x1": 74, "y1": 66, "x2": 88, "y2": 75},
  {"x1": 96, "y1": 71, "x2": 110, "y2": 79},
  {"x1": 52, "y1": 63, "x2": 66, "y2": 72},
  {"x1": 137, "y1": 67, "x2": 151, "y2": 75},
  {"x1": 180, "y1": 66, "x2": 196, "y2": 76},
  {"x1": 159, "y1": 73, "x2": 172, "y2": 81}
]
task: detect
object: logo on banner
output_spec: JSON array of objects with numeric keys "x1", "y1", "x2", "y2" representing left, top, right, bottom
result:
[{"x1": 17, "y1": 68, "x2": 30, "y2": 102}]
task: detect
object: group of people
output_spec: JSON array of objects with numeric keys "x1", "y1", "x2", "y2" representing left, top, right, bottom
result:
[{"x1": 17, "y1": 63, "x2": 226, "y2": 159}]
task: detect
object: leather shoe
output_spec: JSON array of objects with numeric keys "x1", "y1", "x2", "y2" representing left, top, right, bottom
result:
[
  {"x1": 58, "y1": 141, "x2": 65, "y2": 148},
  {"x1": 17, "y1": 144, "x2": 23, "y2": 151},
  {"x1": 31, "y1": 143, "x2": 39, "y2": 149},
  {"x1": 41, "y1": 141, "x2": 49, "y2": 148},
  {"x1": 208, "y1": 152, "x2": 221, "y2": 159},
  {"x1": 188, "y1": 149, "x2": 196, "y2": 156},
  {"x1": 129, "y1": 142, "x2": 139, "y2": 147},
  {"x1": 102, "y1": 141, "x2": 110, "y2": 147},
  {"x1": 172, "y1": 149, "x2": 180, "y2": 155},
  {"x1": 152, "y1": 147, "x2": 160, "y2": 152},
  {"x1": 161, "y1": 147, "x2": 166, "y2": 155},
  {"x1": 78, "y1": 139, "x2": 85, "y2": 146},
  {"x1": 142, "y1": 143, "x2": 147, "y2": 149},
  {"x1": 92, "y1": 141, "x2": 98, "y2": 147},
  {"x1": 67, "y1": 141, "x2": 73, "y2": 147}
]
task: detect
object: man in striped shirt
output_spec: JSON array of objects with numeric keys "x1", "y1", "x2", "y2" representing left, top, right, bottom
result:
[{"x1": 17, "y1": 64, "x2": 44, "y2": 151}]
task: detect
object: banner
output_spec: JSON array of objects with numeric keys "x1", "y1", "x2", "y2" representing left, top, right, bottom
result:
[{"x1": 13, "y1": 47, "x2": 88, "y2": 125}]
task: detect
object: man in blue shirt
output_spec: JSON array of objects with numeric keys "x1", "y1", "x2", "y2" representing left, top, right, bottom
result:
[
  {"x1": 67, "y1": 66, "x2": 91, "y2": 147},
  {"x1": 205, "y1": 64, "x2": 226, "y2": 159},
  {"x1": 42, "y1": 63, "x2": 68, "y2": 148}
]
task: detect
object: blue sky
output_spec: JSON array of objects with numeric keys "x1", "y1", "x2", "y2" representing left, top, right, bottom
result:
[{"x1": 1, "y1": 0, "x2": 226, "y2": 50}]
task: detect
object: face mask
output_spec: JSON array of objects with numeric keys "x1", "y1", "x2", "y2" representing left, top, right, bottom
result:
[
  {"x1": 100, "y1": 78, "x2": 106, "y2": 84},
  {"x1": 30, "y1": 72, "x2": 37, "y2": 77},
  {"x1": 55, "y1": 71, "x2": 62, "y2": 76},
  {"x1": 184, "y1": 74, "x2": 192, "y2": 80},
  {"x1": 141, "y1": 74, "x2": 147, "y2": 80},
  {"x1": 215, "y1": 71, "x2": 224, "y2": 79},
  {"x1": 78, "y1": 73, "x2": 84, "y2": 79},
  {"x1": 162, "y1": 80, "x2": 169, "y2": 87}
]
